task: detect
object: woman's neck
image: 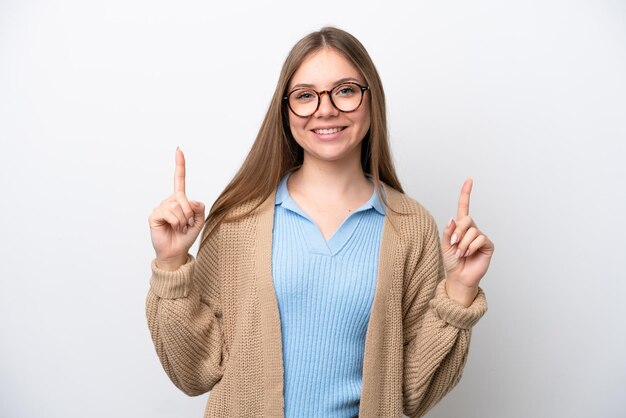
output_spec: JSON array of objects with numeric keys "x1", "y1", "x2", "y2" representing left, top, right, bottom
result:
[{"x1": 288, "y1": 154, "x2": 373, "y2": 205}]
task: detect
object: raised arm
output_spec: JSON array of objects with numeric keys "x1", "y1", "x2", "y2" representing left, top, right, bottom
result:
[
  {"x1": 402, "y1": 179, "x2": 491, "y2": 417},
  {"x1": 146, "y1": 148, "x2": 225, "y2": 395}
]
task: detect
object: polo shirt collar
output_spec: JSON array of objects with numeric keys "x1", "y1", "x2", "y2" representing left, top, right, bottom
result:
[{"x1": 275, "y1": 172, "x2": 386, "y2": 215}]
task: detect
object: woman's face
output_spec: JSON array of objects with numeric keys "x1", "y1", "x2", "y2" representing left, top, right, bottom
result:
[{"x1": 287, "y1": 48, "x2": 370, "y2": 166}]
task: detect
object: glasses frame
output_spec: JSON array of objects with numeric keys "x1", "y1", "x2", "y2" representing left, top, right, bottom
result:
[{"x1": 283, "y1": 82, "x2": 370, "y2": 118}]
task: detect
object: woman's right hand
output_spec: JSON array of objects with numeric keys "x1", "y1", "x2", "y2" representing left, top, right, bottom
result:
[{"x1": 148, "y1": 147, "x2": 206, "y2": 271}]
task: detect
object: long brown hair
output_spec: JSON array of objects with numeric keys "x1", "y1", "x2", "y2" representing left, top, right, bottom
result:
[{"x1": 200, "y1": 26, "x2": 404, "y2": 246}]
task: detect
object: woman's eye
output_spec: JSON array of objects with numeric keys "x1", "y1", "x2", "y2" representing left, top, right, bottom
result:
[
  {"x1": 295, "y1": 91, "x2": 315, "y2": 101},
  {"x1": 336, "y1": 85, "x2": 356, "y2": 96}
]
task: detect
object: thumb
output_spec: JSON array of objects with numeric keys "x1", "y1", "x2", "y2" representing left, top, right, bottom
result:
[{"x1": 441, "y1": 217, "x2": 456, "y2": 252}]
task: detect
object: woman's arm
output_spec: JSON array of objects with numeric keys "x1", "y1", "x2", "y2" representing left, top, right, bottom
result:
[
  {"x1": 146, "y1": 232, "x2": 227, "y2": 396},
  {"x1": 402, "y1": 214, "x2": 487, "y2": 418},
  {"x1": 146, "y1": 147, "x2": 226, "y2": 396}
]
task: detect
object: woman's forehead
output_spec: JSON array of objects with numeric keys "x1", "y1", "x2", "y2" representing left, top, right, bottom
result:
[{"x1": 289, "y1": 48, "x2": 364, "y2": 89}]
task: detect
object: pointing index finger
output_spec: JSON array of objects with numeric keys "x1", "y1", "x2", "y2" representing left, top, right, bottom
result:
[
  {"x1": 456, "y1": 177, "x2": 473, "y2": 219},
  {"x1": 174, "y1": 146, "x2": 186, "y2": 195}
]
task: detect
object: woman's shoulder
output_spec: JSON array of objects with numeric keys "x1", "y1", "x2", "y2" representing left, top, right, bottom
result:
[
  {"x1": 382, "y1": 184, "x2": 440, "y2": 243},
  {"x1": 198, "y1": 193, "x2": 273, "y2": 247},
  {"x1": 384, "y1": 184, "x2": 437, "y2": 222}
]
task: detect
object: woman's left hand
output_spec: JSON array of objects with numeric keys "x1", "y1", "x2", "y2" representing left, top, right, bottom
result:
[{"x1": 440, "y1": 178, "x2": 495, "y2": 307}]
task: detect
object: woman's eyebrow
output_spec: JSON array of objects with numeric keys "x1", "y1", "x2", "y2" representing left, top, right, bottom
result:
[{"x1": 290, "y1": 77, "x2": 362, "y2": 90}]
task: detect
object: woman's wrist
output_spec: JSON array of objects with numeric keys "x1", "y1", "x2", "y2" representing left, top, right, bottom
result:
[
  {"x1": 155, "y1": 254, "x2": 188, "y2": 271},
  {"x1": 444, "y1": 278, "x2": 479, "y2": 308}
]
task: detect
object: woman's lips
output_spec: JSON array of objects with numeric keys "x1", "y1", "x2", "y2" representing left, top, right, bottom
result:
[{"x1": 311, "y1": 126, "x2": 346, "y2": 140}]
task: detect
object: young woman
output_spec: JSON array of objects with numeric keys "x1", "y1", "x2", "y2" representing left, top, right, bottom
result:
[{"x1": 147, "y1": 27, "x2": 494, "y2": 418}]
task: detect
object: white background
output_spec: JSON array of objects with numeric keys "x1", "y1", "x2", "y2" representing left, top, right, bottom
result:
[{"x1": 1, "y1": 1, "x2": 625, "y2": 417}]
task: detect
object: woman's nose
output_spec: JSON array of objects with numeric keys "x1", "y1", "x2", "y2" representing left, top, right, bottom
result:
[{"x1": 315, "y1": 91, "x2": 339, "y2": 117}]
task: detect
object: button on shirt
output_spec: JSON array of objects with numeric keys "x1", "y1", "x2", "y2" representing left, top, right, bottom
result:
[{"x1": 272, "y1": 172, "x2": 386, "y2": 418}]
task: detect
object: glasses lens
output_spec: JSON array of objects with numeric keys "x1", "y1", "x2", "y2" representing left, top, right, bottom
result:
[
  {"x1": 289, "y1": 89, "x2": 318, "y2": 117},
  {"x1": 331, "y1": 83, "x2": 363, "y2": 112}
]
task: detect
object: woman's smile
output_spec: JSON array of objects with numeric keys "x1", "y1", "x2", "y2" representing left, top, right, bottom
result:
[{"x1": 311, "y1": 126, "x2": 347, "y2": 140}]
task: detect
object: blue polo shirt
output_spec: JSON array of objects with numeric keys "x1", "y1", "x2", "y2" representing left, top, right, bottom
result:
[{"x1": 272, "y1": 172, "x2": 386, "y2": 418}]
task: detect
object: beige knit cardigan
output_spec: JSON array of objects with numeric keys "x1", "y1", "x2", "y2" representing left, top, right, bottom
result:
[{"x1": 146, "y1": 184, "x2": 487, "y2": 418}]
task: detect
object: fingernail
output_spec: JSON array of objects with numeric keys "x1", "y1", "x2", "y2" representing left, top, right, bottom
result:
[
  {"x1": 447, "y1": 218, "x2": 454, "y2": 228},
  {"x1": 188, "y1": 217, "x2": 194, "y2": 227},
  {"x1": 451, "y1": 233, "x2": 458, "y2": 245},
  {"x1": 183, "y1": 225, "x2": 188, "y2": 234},
  {"x1": 455, "y1": 249, "x2": 462, "y2": 258},
  {"x1": 464, "y1": 249, "x2": 470, "y2": 257}
]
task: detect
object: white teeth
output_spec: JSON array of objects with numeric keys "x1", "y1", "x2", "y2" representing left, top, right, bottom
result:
[{"x1": 314, "y1": 127, "x2": 343, "y2": 135}]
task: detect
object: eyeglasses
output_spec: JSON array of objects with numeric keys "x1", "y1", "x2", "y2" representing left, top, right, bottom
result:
[{"x1": 284, "y1": 82, "x2": 369, "y2": 118}]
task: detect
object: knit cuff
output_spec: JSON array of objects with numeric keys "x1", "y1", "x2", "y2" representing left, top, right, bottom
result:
[
  {"x1": 150, "y1": 255, "x2": 195, "y2": 299},
  {"x1": 429, "y1": 279, "x2": 487, "y2": 330}
]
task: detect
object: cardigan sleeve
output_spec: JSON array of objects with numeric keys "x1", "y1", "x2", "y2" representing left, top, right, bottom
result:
[
  {"x1": 402, "y1": 213, "x2": 487, "y2": 418},
  {"x1": 145, "y1": 226, "x2": 226, "y2": 396}
]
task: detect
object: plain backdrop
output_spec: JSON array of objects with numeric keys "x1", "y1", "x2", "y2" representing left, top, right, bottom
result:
[{"x1": 1, "y1": 1, "x2": 625, "y2": 417}]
